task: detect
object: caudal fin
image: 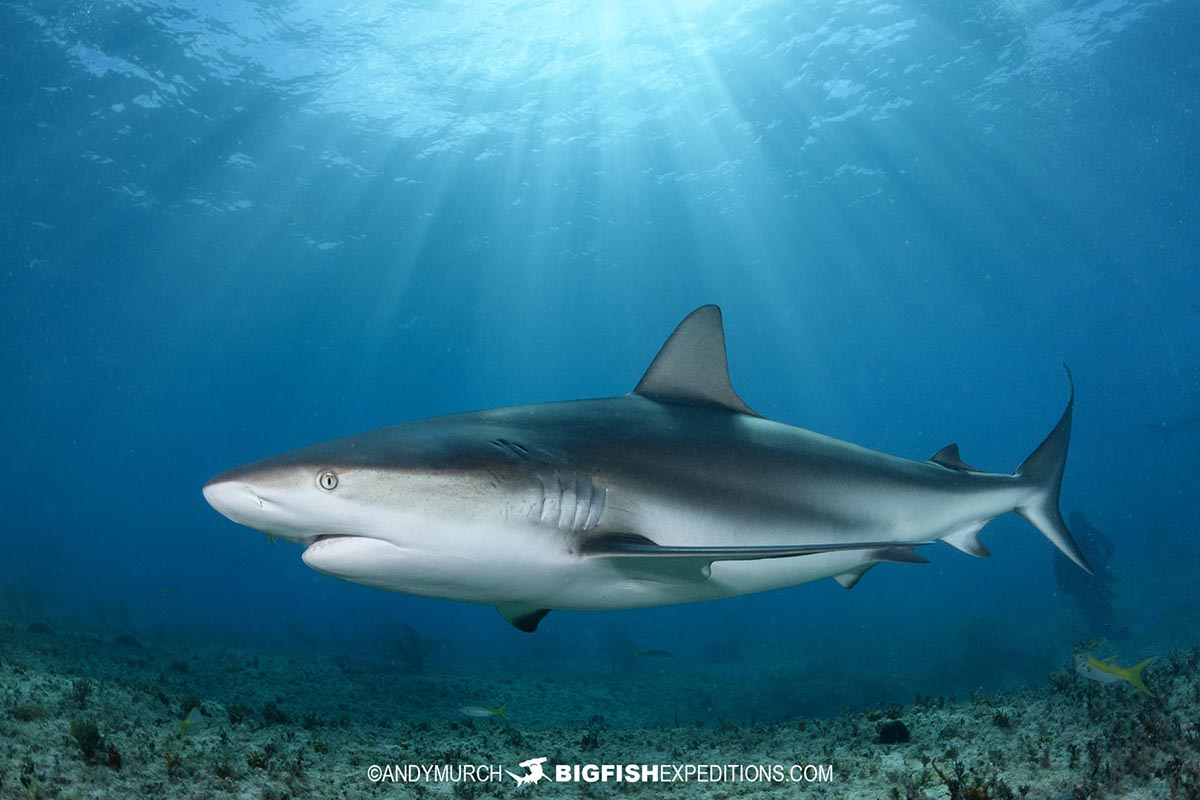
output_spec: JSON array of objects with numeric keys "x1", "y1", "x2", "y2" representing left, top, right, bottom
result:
[
  {"x1": 1015, "y1": 365, "x2": 1092, "y2": 574},
  {"x1": 1124, "y1": 656, "x2": 1157, "y2": 695}
]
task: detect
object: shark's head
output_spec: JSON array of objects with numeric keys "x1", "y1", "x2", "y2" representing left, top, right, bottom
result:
[
  {"x1": 202, "y1": 421, "x2": 547, "y2": 601},
  {"x1": 202, "y1": 452, "x2": 372, "y2": 546},
  {"x1": 204, "y1": 421, "x2": 496, "y2": 544}
]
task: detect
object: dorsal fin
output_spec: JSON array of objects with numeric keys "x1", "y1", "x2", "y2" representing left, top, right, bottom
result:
[
  {"x1": 633, "y1": 305, "x2": 759, "y2": 416},
  {"x1": 929, "y1": 443, "x2": 978, "y2": 472}
]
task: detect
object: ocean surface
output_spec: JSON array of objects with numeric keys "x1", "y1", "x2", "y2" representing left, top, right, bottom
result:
[{"x1": 2, "y1": 0, "x2": 1198, "y2": 796}]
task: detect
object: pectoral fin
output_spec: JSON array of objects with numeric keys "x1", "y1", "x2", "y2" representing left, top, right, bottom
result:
[
  {"x1": 581, "y1": 534, "x2": 933, "y2": 583},
  {"x1": 580, "y1": 533, "x2": 934, "y2": 561}
]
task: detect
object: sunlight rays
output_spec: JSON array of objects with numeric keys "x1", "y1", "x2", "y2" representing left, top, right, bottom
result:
[{"x1": 12, "y1": 0, "x2": 1157, "y2": 408}]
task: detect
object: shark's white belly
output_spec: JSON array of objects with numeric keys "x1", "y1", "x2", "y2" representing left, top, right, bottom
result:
[
  {"x1": 300, "y1": 513, "x2": 900, "y2": 611},
  {"x1": 541, "y1": 550, "x2": 878, "y2": 610}
]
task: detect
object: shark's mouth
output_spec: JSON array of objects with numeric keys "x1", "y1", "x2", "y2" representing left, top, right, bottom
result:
[
  {"x1": 309, "y1": 534, "x2": 354, "y2": 544},
  {"x1": 305, "y1": 531, "x2": 374, "y2": 544},
  {"x1": 302, "y1": 535, "x2": 408, "y2": 581},
  {"x1": 305, "y1": 533, "x2": 391, "y2": 551}
]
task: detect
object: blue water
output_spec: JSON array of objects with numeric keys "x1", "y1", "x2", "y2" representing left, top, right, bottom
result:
[{"x1": 2, "y1": 0, "x2": 1197, "y2": 709}]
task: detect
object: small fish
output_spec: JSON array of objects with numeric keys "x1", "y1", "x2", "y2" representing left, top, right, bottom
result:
[
  {"x1": 1075, "y1": 653, "x2": 1157, "y2": 695},
  {"x1": 159, "y1": 588, "x2": 175, "y2": 595},
  {"x1": 179, "y1": 707, "x2": 204, "y2": 739},
  {"x1": 265, "y1": 535, "x2": 278, "y2": 548},
  {"x1": 459, "y1": 704, "x2": 507, "y2": 720},
  {"x1": 1143, "y1": 410, "x2": 1200, "y2": 440},
  {"x1": 629, "y1": 646, "x2": 674, "y2": 666}
]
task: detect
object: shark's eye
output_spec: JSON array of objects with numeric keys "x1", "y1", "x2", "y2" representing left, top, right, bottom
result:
[{"x1": 317, "y1": 470, "x2": 339, "y2": 491}]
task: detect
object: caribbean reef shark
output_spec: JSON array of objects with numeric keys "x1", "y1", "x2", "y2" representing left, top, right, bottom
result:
[{"x1": 203, "y1": 305, "x2": 1090, "y2": 632}]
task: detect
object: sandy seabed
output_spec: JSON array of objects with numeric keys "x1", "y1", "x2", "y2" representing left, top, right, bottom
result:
[{"x1": 2, "y1": 619, "x2": 1197, "y2": 799}]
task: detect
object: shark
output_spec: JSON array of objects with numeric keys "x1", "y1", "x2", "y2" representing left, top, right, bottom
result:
[{"x1": 203, "y1": 305, "x2": 1090, "y2": 632}]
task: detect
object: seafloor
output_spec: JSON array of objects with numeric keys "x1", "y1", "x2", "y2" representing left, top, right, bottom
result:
[{"x1": 2, "y1": 617, "x2": 1197, "y2": 799}]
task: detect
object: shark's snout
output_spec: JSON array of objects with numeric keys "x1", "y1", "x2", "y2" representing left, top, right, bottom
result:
[
  {"x1": 202, "y1": 477, "x2": 267, "y2": 527},
  {"x1": 203, "y1": 466, "x2": 344, "y2": 545}
]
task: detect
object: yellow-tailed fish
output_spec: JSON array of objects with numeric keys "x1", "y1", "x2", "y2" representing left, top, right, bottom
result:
[
  {"x1": 459, "y1": 704, "x2": 507, "y2": 720},
  {"x1": 1075, "y1": 653, "x2": 1157, "y2": 695},
  {"x1": 179, "y1": 707, "x2": 204, "y2": 739}
]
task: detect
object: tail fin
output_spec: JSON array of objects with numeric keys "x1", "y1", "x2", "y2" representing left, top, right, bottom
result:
[
  {"x1": 1124, "y1": 656, "x2": 1157, "y2": 695},
  {"x1": 1015, "y1": 365, "x2": 1093, "y2": 574}
]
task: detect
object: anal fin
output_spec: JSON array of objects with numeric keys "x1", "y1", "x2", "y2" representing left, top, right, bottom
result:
[{"x1": 941, "y1": 522, "x2": 990, "y2": 558}]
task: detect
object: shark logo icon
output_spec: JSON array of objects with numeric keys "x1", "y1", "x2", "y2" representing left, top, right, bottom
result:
[{"x1": 507, "y1": 756, "x2": 552, "y2": 787}]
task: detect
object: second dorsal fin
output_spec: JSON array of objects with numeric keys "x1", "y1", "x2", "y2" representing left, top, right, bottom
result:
[
  {"x1": 633, "y1": 305, "x2": 759, "y2": 416},
  {"x1": 929, "y1": 443, "x2": 978, "y2": 472}
]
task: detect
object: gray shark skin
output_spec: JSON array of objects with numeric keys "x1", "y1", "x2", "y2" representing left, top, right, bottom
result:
[{"x1": 203, "y1": 305, "x2": 1090, "y2": 632}]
